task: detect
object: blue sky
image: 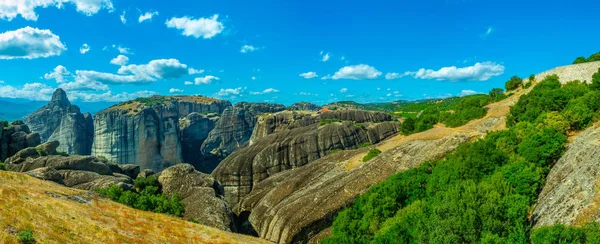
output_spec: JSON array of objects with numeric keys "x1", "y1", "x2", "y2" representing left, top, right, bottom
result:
[{"x1": 0, "y1": 0, "x2": 599, "y2": 105}]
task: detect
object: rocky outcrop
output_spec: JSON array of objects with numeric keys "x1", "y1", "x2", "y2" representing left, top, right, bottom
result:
[
  {"x1": 0, "y1": 121, "x2": 40, "y2": 161},
  {"x1": 5, "y1": 141, "x2": 135, "y2": 191},
  {"x1": 320, "y1": 110, "x2": 392, "y2": 123},
  {"x1": 250, "y1": 111, "x2": 320, "y2": 144},
  {"x1": 288, "y1": 102, "x2": 321, "y2": 111},
  {"x1": 158, "y1": 164, "x2": 236, "y2": 231},
  {"x1": 92, "y1": 96, "x2": 231, "y2": 171},
  {"x1": 25, "y1": 89, "x2": 93, "y2": 155},
  {"x1": 179, "y1": 112, "x2": 220, "y2": 173},
  {"x1": 532, "y1": 125, "x2": 600, "y2": 227},
  {"x1": 234, "y1": 132, "x2": 476, "y2": 243},
  {"x1": 201, "y1": 102, "x2": 286, "y2": 160},
  {"x1": 213, "y1": 120, "x2": 400, "y2": 205}
]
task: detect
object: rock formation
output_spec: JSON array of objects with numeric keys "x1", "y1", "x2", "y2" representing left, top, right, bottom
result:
[
  {"x1": 179, "y1": 112, "x2": 220, "y2": 173},
  {"x1": 25, "y1": 89, "x2": 93, "y2": 155},
  {"x1": 5, "y1": 141, "x2": 136, "y2": 191},
  {"x1": 288, "y1": 102, "x2": 321, "y2": 111},
  {"x1": 92, "y1": 96, "x2": 231, "y2": 171},
  {"x1": 532, "y1": 125, "x2": 600, "y2": 227},
  {"x1": 158, "y1": 164, "x2": 236, "y2": 231},
  {"x1": 200, "y1": 102, "x2": 286, "y2": 160},
  {"x1": 0, "y1": 120, "x2": 40, "y2": 161},
  {"x1": 250, "y1": 111, "x2": 320, "y2": 144},
  {"x1": 213, "y1": 119, "x2": 400, "y2": 205},
  {"x1": 320, "y1": 110, "x2": 392, "y2": 123}
]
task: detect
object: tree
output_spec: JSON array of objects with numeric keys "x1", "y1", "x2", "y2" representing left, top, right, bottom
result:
[
  {"x1": 573, "y1": 56, "x2": 587, "y2": 64},
  {"x1": 591, "y1": 68, "x2": 600, "y2": 90},
  {"x1": 529, "y1": 74, "x2": 536, "y2": 82},
  {"x1": 505, "y1": 76, "x2": 523, "y2": 91},
  {"x1": 489, "y1": 88, "x2": 504, "y2": 101},
  {"x1": 401, "y1": 117, "x2": 416, "y2": 135}
]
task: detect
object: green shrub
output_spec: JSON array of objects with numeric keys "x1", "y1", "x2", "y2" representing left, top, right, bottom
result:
[
  {"x1": 591, "y1": 68, "x2": 600, "y2": 90},
  {"x1": 505, "y1": 76, "x2": 523, "y2": 91},
  {"x1": 327, "y1": 149, "x2": 342, "y2": 155},
  {"x1": 57, "y1": 151, "x2": 68, "y2": 156},
  {"x1": 359, "y1": 142, "x2": 372, "y2": 148},
  {"x1": 0, "y1": 161, "x2": 5, "y2": 170},
  {"x1": 362, "y1": 149, "x2": 381, "y2": 162},
  {"x1": 530, "y1": 223, "x2": 600, "y2": 244},
  {"x1": 320, "y1": 119, "x2": 342, "y2": 126},
  {"x1": 0, "y1": 120, "x2": 8, "y2": 128},
  {"x1": 17, "y1": 228, "x2": 35, "y2": 244},
  {"x1": 573, "y1": 52, "x2": 600, "y2": 64},
  {"x1": 35, "y1": 147, "x2": 47, "y2": 156},
  {"x1": 190, "y1": 218, "x2": 201, "y2": 224}
]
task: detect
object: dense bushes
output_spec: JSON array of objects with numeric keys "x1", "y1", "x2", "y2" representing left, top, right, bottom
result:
[
  {"x1": 324, "y1": 73, "x2": 600, "y2": 243},
  {"x1": 362, "y1": 149, "x2": 381, "y2": 162},
  {"x1": 96, "y1": 176, "x2": 185, "y2": 217},
  {"x1": 505, "y1": 76, "x2": 523, "y2": 91},
  {"x1": 0, "y1": 161, "x2": 5, "y2": 170},
  {"x1": 1, "y1": 120, "x2": 8, "y2": 127},
  {"x1": 17, "y1": 228, "x2": 35, "y2": 244},
  {"x1": 573, "y1": 51, "x2": 600, "y2": 64}
]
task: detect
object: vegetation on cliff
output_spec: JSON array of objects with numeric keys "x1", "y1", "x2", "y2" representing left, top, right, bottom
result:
[
  {"x1": 324, "y1": 71, "x2": 600, "y2": 243},
  {"x1": 573, "y1": 51, "x2": 600, "y2": 64}
]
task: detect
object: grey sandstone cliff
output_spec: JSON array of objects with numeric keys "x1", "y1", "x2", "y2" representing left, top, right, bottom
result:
[
  {"x1": 158, "y1": 164, "x2": 236, "y2": 231},
  {"x1": 179, "y1": 112, "x2": 220, "y2": 172},
  {"x1": 200, "y1": 102, "x2": 286, "y2": 160},
  {"x1": 92, "y1": 96, "x2": 231, "y2": 171},
  {"x1": 213, "y1": 114, "x2": 400, "y2": 205},
  {"x1": 25, "y1": 89, "x2": 93, "y2": 155},
  {"x1": 0, "y1": 121, "x2": 40, "y2": 162},
  {"x1": 288, "y1": 102, "x2": 321, "y2": 111},
  {"x1": 532, "y1": 125, "x2": 600, "y2": 227}
]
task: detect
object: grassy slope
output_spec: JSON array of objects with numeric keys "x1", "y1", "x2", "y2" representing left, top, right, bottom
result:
[{"x1": 0, "y1": 171, "x2": 269, "y2": 244}]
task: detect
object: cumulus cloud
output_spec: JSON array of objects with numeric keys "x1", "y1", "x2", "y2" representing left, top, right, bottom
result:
[
  {"x1": 110, "y1": 44, "x2": 132, "y2": 54},
  {"x1": 44, "y1": 65, "x2": 71, "y2": 83},
  {"x1": 169, "y1": 88, "x2": 183, "y2": 93},
  {"x1": 79, "y1": 43, "x2": 90, "y2": 54},
  {"x1": 120, "y1": 10, "x2": 126, "y2": 24},
  {"x1": 241, "y1": 45, "x2": 260, "y2": 53},
  {"x1": 250, "y1": 88, "x2": 280, "y2": 95},
  {"x1": 320, "y1": 51, "x2": 330, "y2": 62},
  {"x1": 194, "y1": 75, "x2": 219, "y2": 85},
  {"x1": 408, "y1": 62, "x2": 504, "y2": 81},
  {"x1": 184, "y1": 81, "x2": 193, "y2": 85},
  {"x1": 165, "y1": 14, "x2": 224, "y2": 39},
  {"x1": 0, "y1": 0, "x2": 114, "y2": 21},
  {"x1": 331, "y1": 64, "x2": 382, "y2": 80},
  {"x1": 118, "y1": 59, "x2": 189, "y2": 80},
  {"x1": 69, "y1": 90, "x2": 157, "y2": 102},
  {"x1": 188, "y1": 68, "x2": 204, "y2": 75},
  {"x1": 299, "y1": 72, "x2": 318, "y2": 79},
  {"x1": 0, "y1": 83, "x2": 55, "y2": 100},
  {"x1": 75, "y1": 70, "x2": 152, "y2": 85},
  {"x1": 0, "y1": 27, "x2": 66, "y2": 59},
  {"x1": 340, "y1": 88, "x2": 348, "y2": 93},
  {"x1": 110, "y1": 55, "x2": 129, "y2": 66},
  {"x1": 459, "y1": 90, "x2": 481, "y2": 96},
  {"x1": 215, "y1": 87, "x2": 245, "y2": 97},
  {"x1": 139, "y1": 11, "x2": 158, "y2": 23},
  {"x1": 385, "y1": 72, "x2": 412, "y2": 80}
]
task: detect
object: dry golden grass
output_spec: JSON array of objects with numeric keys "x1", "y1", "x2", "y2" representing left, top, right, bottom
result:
[{"x1": 0, "y1": 171, "x2": 270, "y2": 244}]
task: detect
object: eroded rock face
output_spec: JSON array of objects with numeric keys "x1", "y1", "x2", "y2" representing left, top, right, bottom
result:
[
  {"x1": 179, "y1": 112, "x2": 220, "y2": 173},
  {"x1": 250, "y1": 111, "x2": 320, "y2": 144},
  {"x1": 320, "y1": 110, "x2": 392, "y2": 123},
  {"x1": 201, "y1": 102, "x2": 286, "y2": 160},
  {"x1": 92, "y1": 96, "x2": 231, "y2": 171},
  {"x1": 5, "y1": 141, "x2": 134, "y2": 191},
  {"x1": 288, "y1": 102, "x2": 321, "y2": 111},
  {"x1": 25, "y1": 89, "x2": 93, "y2": 155},
  {"x1": 158, "y1": 164, "x2": 236, "y2": 231},
  {"x1": 213, "y1": 120, "x2": 400, "y2": 205},
  {"x1": 0, "y1": 121, "x2": 41, "y2": 161},
  {"x1": 234, "y1": 132, "x2": 476, "y2": 243},
  {"x1": 532, "y1": 125, "x2": 600, "y2": 227}
]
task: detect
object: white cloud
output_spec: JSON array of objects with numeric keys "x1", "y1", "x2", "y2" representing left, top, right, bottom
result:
[
  {"x1": 331, "y1": 64, "x2": 382, "y2": 80},
  {"x1": 251, "y1": 76, "x2": 257, "y2": 80},
  {"x1": 194, "y1": 75, "x2": 219, "y2": 85},
  {"x1": 69, "y1": 90, "x2": 157, "y2": 102},
  {"x1": 79, "y1": 43, "x2": 90, "y2": 54},
  {"x1": 408, "y1": 62, "x2": 505, "y2": 81},
  {"x1": 0, "y1": 0, "x2": 114, "y2": 21},
  {"x1": 44, "y1": 65, "x2": 71, "y2": 83},
  {"x1": 184, "y1": 81, "x2": 193, "y2": 85},
  {"x1": 482, "y1": 26, "x2": 494, "y2": 37},
  {"x1": 215, "y1": 87, "x2": 245, "y2": 97},
  {"x1": 340, "y1": 88, "x2": 348, "y2": 93},
  {"x1": 241, "y1": 45, "x2": 260, "y2": 53},
  {"x1": 169, "y1": 88, "x2": 183, "y2": 93},
  {"x1": 0, "y1": 80, "x2": 4, "y2": 84},
  {"x1": 139, "y1": 11, "x2": 158, "y2": 23},
  {"x1": 188, "y1": 68, "x2": 204, "y2": 75},
  {"x1": 0, "y1": 83, "x2": 55, "y2": 100},
  {"x1": 59, "y1": 77, "x2": 109, "y2": 91},
  {"x1": 385, "y1": 72, "x2": 412, "y2": 80},
  {"x1": 459, "y1": 90, "x2": 481, "y2": 96},
  {"x1": 110, "y1": 55, "x2": 129, "y2": 66},
  {"x1": 120, "y1": 10, "x2": 126, "y2": 24},
  {"x1": 250, "y1": 88, "x2": 279, "y2": 95},
  {"x1": 321, "y1": 52, "x2": 330, "y2": 62},
  {"x1": 75, "y1": 70, "x2": 152, "y2": 85},
  {"x1": 299, "y1": 72, "x2": 318, "y2": 79},
  {"x1": 111, "y1": 44, "x2": 132, "y2": 54},
  {"x1": 0, "y1": 27, "x2": 66, "y2": 59},
  {"x1": 118, "y1": 59, "x2": 189, "y2": 80},
  {"x1": 165, "y1": 14, "x2": 224, "y2": 39}
]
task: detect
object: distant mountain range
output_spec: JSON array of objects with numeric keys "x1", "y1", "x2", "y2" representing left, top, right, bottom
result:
[{"x1": 0, "y1": 98, "x2": 116, "y2": 122}]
